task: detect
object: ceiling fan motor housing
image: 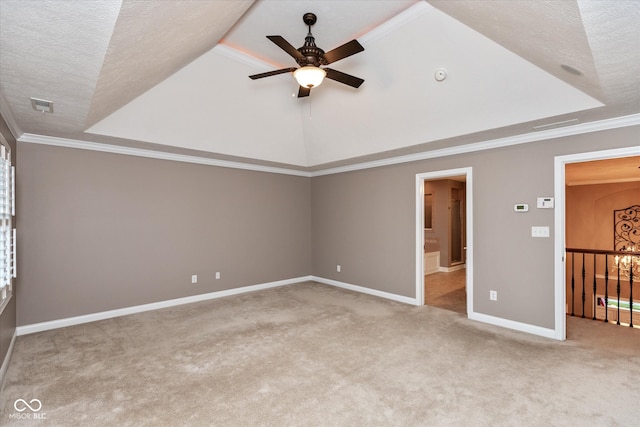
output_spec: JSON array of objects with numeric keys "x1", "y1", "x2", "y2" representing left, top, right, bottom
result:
[
  {"x1": 298, "y1": 42, "x2": 325, "y2": 67},
  {"x1": 297, "y1": 13, "x2": 326, "y2": 67}
]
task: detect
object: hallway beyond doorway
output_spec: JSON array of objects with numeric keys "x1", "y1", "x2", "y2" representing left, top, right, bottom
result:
[{"x1": 424, "y1": 269, "x2": 466, "y2": 315}]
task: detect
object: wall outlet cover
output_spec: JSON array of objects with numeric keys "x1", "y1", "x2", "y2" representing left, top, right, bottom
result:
[{"x1": 531, "y1": 226, "x2": 550, "y2": 237}]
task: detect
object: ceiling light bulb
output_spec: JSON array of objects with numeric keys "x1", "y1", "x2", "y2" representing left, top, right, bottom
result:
[{"x1": 294, "y1": 66, "x2": 326, "y2": 88}]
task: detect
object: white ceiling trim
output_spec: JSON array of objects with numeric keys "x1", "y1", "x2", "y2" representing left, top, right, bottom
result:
[
  {"x1": 17, "y1": 133, "x2": 310, "y2": 178},
  {"x1": 17, "y1": 113, "x2": 640, "y2": 178},
  {"x1": 311, "y1": 113, "x2": 640, "y2": 177},
  {"x1": 0, "y1": 91, "x2": 22, "y2": 138}
]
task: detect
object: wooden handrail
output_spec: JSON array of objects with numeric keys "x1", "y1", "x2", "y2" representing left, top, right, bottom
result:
[{"x1": 566, "y1": 248, "x2": 640, "y2": 256}]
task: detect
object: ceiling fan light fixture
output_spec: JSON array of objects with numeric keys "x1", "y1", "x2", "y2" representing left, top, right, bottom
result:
[{"x1": 294, "y1": 66, "x2": 326, "y2": 88}]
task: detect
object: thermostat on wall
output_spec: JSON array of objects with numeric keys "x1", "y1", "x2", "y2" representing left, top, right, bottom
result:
[{"x1": 514, "y1": 204, "x2": 529, "y2": 212}]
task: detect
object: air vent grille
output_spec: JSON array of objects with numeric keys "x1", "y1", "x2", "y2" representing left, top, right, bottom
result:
[{"x1": 30, "y1": 97, "x2": 54, "y2": 113}]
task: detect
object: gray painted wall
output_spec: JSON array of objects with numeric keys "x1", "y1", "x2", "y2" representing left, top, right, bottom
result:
[
  {"x1": 311, "y1": 126, "x2": 639, "y2": 329},
  {"x1": 14, "y1": 125, "x2": 640, "y2": 332},
  {"x1": 17, "y1": 143, "x2": 312, "y2": 325}
]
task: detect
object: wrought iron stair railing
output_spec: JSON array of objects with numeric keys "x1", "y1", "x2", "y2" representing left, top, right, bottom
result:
[{"x1": 566, "y1": 248, "x2": 639, "y2": 328}]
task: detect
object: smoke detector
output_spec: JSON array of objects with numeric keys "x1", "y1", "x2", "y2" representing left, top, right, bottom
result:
[
  {"x1": 434, "y1": 68, "x2": 447, "y2": 82},
  {"x1": 30, "y1": 97, "x2": 54, "y2": 113}
]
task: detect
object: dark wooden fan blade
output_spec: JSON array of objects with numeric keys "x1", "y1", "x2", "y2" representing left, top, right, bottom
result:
[
  {"x1": 249, "y1": 67, "x2": 296, "y2": 80},
  {"x1": 324, "y1": 68, "x2": 364, "y2": 88},
  {"x1": 267, "y1": 35, "x2": 306, "y2": 61},
  {"x1": 298, "y1": 86, "x2": 311, "y2": 98},
  {"x1": 323, "y1": 39, "x2": 364, "y2": 64}
]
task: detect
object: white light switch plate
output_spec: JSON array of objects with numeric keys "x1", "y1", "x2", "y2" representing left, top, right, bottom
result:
[{"x1": 531, "y1": 226, "x2": 550, "y2": 237}]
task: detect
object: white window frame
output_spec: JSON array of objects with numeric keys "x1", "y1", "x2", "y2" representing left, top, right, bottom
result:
[{"x1": 0, "y1": 141, "x2": 15, "y2": 309}]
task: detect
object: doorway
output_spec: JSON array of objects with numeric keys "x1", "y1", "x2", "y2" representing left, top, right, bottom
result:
[
  {"x1": 554, "y1": 147, "x2": 639, "y2": 340},
  {"x1": 415, "y1": 168, "x2": 473, "y2": 315}
]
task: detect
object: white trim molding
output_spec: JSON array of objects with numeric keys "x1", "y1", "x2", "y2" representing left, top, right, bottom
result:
[
  {"x1": 16, "y1": 115, "x2": 640, "y2": 178},
  {"x1": 312, "y1": 114, "x2": 640, "y2": 177},
  {"x1": 553, "y1": 145, "x2": 640, "y2": 342},
  {"x1": 17, "y1": 276, "x2": 416, "y2": 336},
  {"x1": 312, "y1": 276, "x2": 418, "y2": 306},
  {"x1": 468, "y1": 312, "x2": 557, "y2": 340},
  {"x1": 18, "y1": 133, "x2": 311, "y2": 178},
  {"x1": 0, "y1": 91, "x2": 22, "y2": 138},
  {"x1": 16, "y1": 276, "x2": 311, "y2": 336},
  {"x1": 439, "y1": 264, "x2": 466, "y2": 273},
  {"x1": 415, "y1": 167, "x2": 474, "y2": 314}
]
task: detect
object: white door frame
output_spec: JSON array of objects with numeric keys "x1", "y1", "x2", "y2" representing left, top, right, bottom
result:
[
  {"x1": 415, "y1": 167, "x2": 473, "y2": 314},
  {"x1": 553, "y1": 146, "x2": 640, "y2": 341}
]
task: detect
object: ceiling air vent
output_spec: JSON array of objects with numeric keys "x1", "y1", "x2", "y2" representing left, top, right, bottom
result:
[
  {"x1": 532, "y1": 118, "x2": 578, "y2": 131},
  {"x1": 30, "y1": 97, "x2": 54, "y2": 113}
]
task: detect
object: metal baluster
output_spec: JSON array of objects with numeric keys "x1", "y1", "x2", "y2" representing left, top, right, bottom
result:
[
  {"x1": 592, "y1": 253, "x2": 597, "y2": 320},
  {"x1": 581, "y1": 253, "x2": 586, "y2": 318},
  {"x1": 604, "y1": 255, "x2": 609, "y2": 323},
  {"x1": 617, "y1": 259, "x2": 621, "y2": 326},
  {"x1": 629, "y1": 257, "x2": 634, "y2": 328},
  {"x1": 571, "y1": 252, "x2": 575, "y2": 316}
]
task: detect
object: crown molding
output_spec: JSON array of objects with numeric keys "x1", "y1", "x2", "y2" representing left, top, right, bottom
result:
[
  {"x1": 310, "y1": 113, "x2": 640, "y2": 177},
  {"x1": 0, "y1": 91, "x2": 23, "y2": 139},
  {"x1": 18, "y1": 133, "x2": 311, "y2": 177},
  {"x1": 16, "y1": 113, "x2": 640, "y2": 178}
]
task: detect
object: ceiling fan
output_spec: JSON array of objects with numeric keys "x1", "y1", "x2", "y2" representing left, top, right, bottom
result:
[{"x1": 249, "y1": 12, "x2": 365, "y2": 98}]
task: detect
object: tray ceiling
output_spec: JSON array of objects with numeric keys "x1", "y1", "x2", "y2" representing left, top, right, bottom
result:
[{"x1": 1, "y1": 0, "x2": 639, "y2": 169}]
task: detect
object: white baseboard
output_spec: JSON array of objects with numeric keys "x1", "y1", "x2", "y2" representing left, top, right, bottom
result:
[
  {"x1": 312, "y1": 276, "x2": 417, "y2": 305},
  {"x1": 15, "y1": 276, "x2": 558, "y2": 340},
  {"x1": 439, "y1": 264, "x2": 466, "y2": 273},
  {"x1": 468, "y1": 311, "x2": 559, "y2": 340},
  {"x1": 0, "y1": 330, "x2": 17, "y2": 393},
  {"x1": 16, "y1": 276, "x2": 312, "y2": 336}
]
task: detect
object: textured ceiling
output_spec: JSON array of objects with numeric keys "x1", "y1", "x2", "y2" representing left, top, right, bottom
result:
[
  {"x1": 1, "y1": 0, "x2": 639, "y2": 169},
  {"x1": 86, "y1": 0, "x2": 254, "y2": 128}
]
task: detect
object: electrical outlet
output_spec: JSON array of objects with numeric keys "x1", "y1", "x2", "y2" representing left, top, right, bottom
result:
[
  {"x1": 215, "y1": 272, "x2": 221, "y2": 280},
  {"x1": 490, "y1": 290, "x2": 497, "y2": 301},
  {"x1": 191, "y1": 275, "x2": 198, "y2": 284},
  {"x1": 337, "y1": 265, "x2": 341, "y2": 273}
]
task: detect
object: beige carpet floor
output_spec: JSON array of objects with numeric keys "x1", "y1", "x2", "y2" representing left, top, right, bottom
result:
[{"x1": 1, "y1": 281, "x2": 639, "y2": 426}]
